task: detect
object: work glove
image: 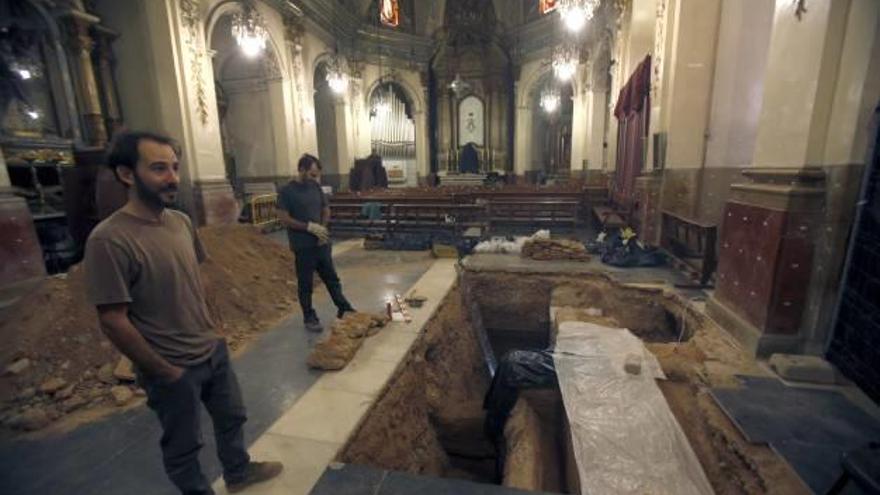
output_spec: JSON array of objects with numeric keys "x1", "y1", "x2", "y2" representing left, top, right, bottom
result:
[{"x1": 307, "y1": 222, "x2": 330, "y2": 243}]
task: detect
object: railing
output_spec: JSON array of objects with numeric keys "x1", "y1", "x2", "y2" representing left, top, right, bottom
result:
[{"x1": 249, "y1": 193, "x2": 279, "y2": 228}]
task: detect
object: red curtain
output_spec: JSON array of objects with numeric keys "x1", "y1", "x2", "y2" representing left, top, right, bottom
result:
[{"x1": 612, "y1": 55, "x2": 651, "y2": 211}]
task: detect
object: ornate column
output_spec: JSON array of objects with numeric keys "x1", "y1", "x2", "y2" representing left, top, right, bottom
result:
[
  {"x1": 0, "y1": 149, "x2": 46, "y2": 288},
  {"x1": 283, "y1": 17, "x2": 316, "y2": 158},
  {"x1": 92, "y1": 26, "x2": 123, "y2": 139},
  {"x1": 60, "y1": 10, "x2": 108, "y2": 147},
  {"x1": 707, "y1": 169, "x2": 826, "y2": 355},
  {"x1": 707, "y1": 0, "x2": 880, "y2": 355},
  {"x1": 174, "y1": 0, "x2": 236, "y2": 226}
]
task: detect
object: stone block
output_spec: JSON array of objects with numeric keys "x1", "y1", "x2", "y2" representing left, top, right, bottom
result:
[
  {"x1": 769, "y1": 353, "x2": 838, "y2": 385},
  {"x1": 4, "y1": 358, "x2": 30, "y2": 376}
]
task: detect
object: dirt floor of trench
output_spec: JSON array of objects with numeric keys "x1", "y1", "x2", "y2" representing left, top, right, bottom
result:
[{"x1": 341, "y1": 270, "x2": 809, "y2": 494}]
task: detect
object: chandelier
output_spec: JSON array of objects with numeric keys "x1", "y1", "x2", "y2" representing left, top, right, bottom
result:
[
  {"x1": 540, "y1": 85, "x2": 561, "y2": 113},
  {"x1": 10, "y1": 60, "x2": 41, "y2": 80},
  {"x1": 552, "y1": 45, "x2": 579, "y2": 81},
  {"x1": 558, "y1": 0, "x2": 599, "y2": 32},
  {"x1": 325, "y1": 55, "x2": 349, "y2": 94},
  {"x1": 231, "y1": 3, "x2": 268, "y2": 57},
  {"x1": 448, "y1": 73, "x2": 471, "y2": 98}
]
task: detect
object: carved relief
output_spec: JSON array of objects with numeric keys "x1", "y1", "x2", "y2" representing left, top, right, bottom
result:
[
  {"x1": 284, "y1": 17, "x2": 311, "y2": 125},
  {"x1": 651, "y1": 0, "x2": 666, "y2": 100},
  {"x1": 262, "y1": 49, "x2": 283, "y2": 81},
  {"x1": 180, "y1": 0, "x2": 209, "y2": 125}
]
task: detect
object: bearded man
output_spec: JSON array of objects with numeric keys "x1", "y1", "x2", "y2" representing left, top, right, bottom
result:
[{"x1": 83, "y1": 131, "x2": 282, "y2": 494}]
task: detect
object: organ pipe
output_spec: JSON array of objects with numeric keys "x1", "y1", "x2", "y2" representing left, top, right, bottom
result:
[{"x1": 370, "y1": 86, "x2": 415, "y2": 159}]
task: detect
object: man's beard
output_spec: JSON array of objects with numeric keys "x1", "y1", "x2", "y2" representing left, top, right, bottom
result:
[{"x1": 134, "y1": 173, "x2": 177, "y2": 209}]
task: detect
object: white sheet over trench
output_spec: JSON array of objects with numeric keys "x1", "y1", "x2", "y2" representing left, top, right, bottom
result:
[{"x1": 552, "y1": 321, "x2": 714, "y2": 495}]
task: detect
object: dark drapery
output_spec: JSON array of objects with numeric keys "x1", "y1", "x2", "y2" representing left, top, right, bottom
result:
[{"x1": 612, "y1": 55, "x2": 651, "y2": 210}]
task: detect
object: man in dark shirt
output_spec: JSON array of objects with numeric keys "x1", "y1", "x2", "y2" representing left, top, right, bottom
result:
[
  {"x1": 84, "y1": 131, "x2": 282, "y2": 494},
  {"x1": 276, "y1": 154, "x2": 355, "y2": 332}
]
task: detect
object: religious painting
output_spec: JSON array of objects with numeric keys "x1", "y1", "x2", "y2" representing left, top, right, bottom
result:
[
  {"x1": 379, "y1": 0, "x2": 399, "y2": 27},
  {"x1": 458, "y1": 95, "x2": 484, "y2": 147},
  {"x1": 539, "y1": 0, "x2": 558, "y2": 14}
]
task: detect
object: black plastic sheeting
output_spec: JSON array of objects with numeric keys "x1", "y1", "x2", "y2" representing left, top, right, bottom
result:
[
  {"x1": 482, "y1": 349, "x2": 558, "y2": 483},
  {"x1": 586, "y1": 230, "x2": 666, "y2": 268},
  {"x1": 483, "y1": 350, "x2": 558, "y2": 444}
]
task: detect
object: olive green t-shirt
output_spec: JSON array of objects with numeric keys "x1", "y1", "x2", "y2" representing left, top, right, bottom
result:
[{"x1": 84, "y1": 208, "x2": 219, "y2": 366}]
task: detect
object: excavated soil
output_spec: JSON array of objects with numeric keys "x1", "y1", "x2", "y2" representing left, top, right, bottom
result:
[
  {"x1": 0, "y1": 225, "x2": 298, "y2": 437},
  {"x1": 344, "y1": 269, "x2": 808, "y2": 494},
  {"x1": 339, "y1": 285, "x2": 494, "y2": 481}
]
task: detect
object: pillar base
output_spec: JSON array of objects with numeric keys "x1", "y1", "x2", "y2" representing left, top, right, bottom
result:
[
  {"x1": 706, "y1": 295, "x2": 802, "y2": 357},
  {"x1": 192, "y1": 179, "x2": 238, "y2": 226},
  {"x1": 713, "y1": 167, "x2": 825, "y2": 355},
  {"x1": 0, "y1": 195, "x2": 46, "y2": 289}
]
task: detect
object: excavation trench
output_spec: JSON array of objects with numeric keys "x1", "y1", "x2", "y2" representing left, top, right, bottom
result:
[{"x1": 339, "y1": 269, "x2": 805, "y2": 494}]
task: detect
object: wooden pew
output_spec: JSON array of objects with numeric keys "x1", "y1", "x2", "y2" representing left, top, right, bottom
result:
[
  {"x1": 660, "y1": 209, "x2": 718, "y2": 287},
  {"x1": 328, "y1": 202, "x2": 390, "y2": 233},
  {"x1": 386, "y1": 203, "x2": 488, "y2": 236},
  {"x1": 487, "y1": 199, "x2": 580, "y2": 229},
  {"x1": 592, "y1": 205, "x2": 626, "y2": 230}
]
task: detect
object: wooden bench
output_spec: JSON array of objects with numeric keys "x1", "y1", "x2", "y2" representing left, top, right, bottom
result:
[
  {"x1": 660, "y1": 210, "x2": 718, "y2": 287},
  {"x1": 592, "y1": 205, "x2": 626, "y2": 230},
  {"x1": 328, "y1": 202, "x2": 390, "y2": 233},
  {"x1": 330, "y1": 202, "x2": 488, "y2": 236},
  {"x1": 386, "y1": 203, "x2": 487, "y2": 236},
  {"x1": 487, "y1": 200, "x2": 580, "y2": 229}
]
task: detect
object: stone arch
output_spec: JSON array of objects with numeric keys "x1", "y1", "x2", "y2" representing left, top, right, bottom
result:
[
  {"x1": 518, "y1": 62, "x2": 580, "y2": 109},
  {"x1": 204, "y1": 0, "x2": 289, "y2": 78},
  {"x1": 364, "y1": 74, "x2": 423, "y2": 115},
  {"x1": 206, "y1": 0, "x2": 294, "y2": 186}
]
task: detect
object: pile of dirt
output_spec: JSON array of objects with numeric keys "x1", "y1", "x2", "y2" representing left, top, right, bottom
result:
[
  {"x1": 198, "y1": 225, "x2": 298, "y2": 351},
  {"x1": 340, "y1": 286, "x2": 494, "y2": 481},
  {"x1": 467, "y1": 269, "x2": 806, "y2": 493},
  {"x1": 521, "y1": 238, "x2": 591, "y2": 262},
  {"x1": 307, "y1": 312, "x2": 390, "y2": 370},
  {"x1": 0, "y1": 225, "x2": 297, "y2": 435}
]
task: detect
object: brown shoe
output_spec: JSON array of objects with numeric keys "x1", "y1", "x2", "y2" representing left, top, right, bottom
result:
[{"x1": 226, "y1": 461, "x2": 284, "y2": 493}]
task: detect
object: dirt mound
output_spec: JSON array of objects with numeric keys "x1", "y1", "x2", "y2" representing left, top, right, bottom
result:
[
  {"x1": 0, "y1": 225, "x2": 297, "y2": 435},
  {"x1": 307, "y1": 312, "x2": 390, "y2": 370},
  {"x1": 521, "y1": 238, "x2": 591, "y2": 262},
  {"x1": 199, "y1": 225, "x2": 298, "y2": 351}
]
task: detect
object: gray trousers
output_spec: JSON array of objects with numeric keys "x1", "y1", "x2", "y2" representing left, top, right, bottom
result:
[{"x1": 141, "y1": 340, "x2": 250, "y2": 495}]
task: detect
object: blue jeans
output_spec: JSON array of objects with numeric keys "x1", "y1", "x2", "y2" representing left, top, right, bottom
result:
[
  {"x1": 294, "y1": 244, "x2": 352, "y2": 320},
  {"x1": 140, "y1": 341, "x2": 250, "y2": 495}
]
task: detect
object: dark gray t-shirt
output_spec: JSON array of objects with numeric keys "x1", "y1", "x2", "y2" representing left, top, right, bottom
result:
[
  {"x1": 276, "y1": 179, "x2": 328, "y2": 250},
  {"x1": 84, "y1": 209, "x2": 219, "y2": 367}
]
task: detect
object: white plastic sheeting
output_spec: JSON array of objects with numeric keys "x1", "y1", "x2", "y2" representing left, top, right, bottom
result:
[
  {"x1": 473, "y1": 230, "x2": 550, "y2": 255},
  {"x1": 553, "y1": 322, "x2": 714, "y2": 495}
]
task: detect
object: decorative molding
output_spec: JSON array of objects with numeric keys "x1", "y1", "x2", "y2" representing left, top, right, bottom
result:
[
  {"x1": 651, "y1": 0, "x2": 666, "y2": 100},
  {"x1": 180, "y1": 0, "x2": 209, "y2": 125},
  {"x1": 794, "y1": 0, "x2": 807, "y2": 21}
]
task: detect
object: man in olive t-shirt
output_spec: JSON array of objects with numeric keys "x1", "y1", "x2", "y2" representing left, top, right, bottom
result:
[{"x1": 84, "y1": 131, "x2": 281, "y2": 495}]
